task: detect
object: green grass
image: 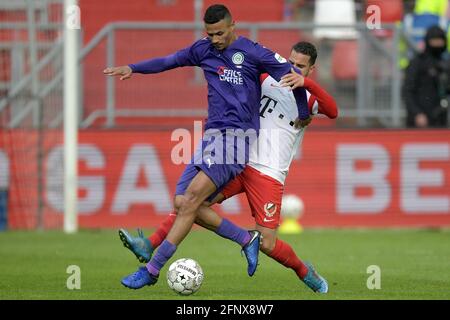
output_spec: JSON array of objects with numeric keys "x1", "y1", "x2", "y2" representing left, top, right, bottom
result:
[{"x1": 1, "y1": 228, "x2": 450, "y2": 300}]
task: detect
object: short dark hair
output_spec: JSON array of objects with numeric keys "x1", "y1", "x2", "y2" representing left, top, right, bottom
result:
[
  {"x1": 292, "y1": 41, "x2": 318, "y2": 65},
  {"x1": 203, "y1": 4, "x2": 232, "y2": 24}
]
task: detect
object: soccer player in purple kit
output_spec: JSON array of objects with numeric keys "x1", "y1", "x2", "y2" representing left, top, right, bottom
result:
[{"x1": 103, "y1": 4, "x2": 311, "y2": 289}]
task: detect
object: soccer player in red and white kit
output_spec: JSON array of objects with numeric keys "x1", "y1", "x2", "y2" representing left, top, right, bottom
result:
[{"x1": 119, "y1": 42, "x2": 337, "y2": 293}]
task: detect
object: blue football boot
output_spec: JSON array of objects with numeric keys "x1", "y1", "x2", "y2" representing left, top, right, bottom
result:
[
  {"x1": 241, "y1": 230, "x2": 262, "y2": 276},
  {"x1": 118, "y1": 228, "x2": 153, "y2": 263},
  {"x1": 121, "y1": 266, "x2": 158, "y2": 289},
  {"x1": 302, "y1": 262, "x2": 328, "y2": 293}
]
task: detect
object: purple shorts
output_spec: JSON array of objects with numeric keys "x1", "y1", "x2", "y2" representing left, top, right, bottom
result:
[{"x1": 175, "y1": 129, "x2": 253, "y2": 201}]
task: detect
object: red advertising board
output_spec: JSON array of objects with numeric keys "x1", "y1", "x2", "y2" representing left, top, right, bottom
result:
[{"x1": 0, "y1": 129, "x2": 449, "y2": 229}]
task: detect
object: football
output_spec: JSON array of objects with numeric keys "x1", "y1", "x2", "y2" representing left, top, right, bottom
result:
[{"x1": 167, "y1": 258, "x2": 204, "y2": 295}]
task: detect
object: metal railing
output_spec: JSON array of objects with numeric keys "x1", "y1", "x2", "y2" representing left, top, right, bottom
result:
[
  {"x1": 1, "y1": 19, "x2": 410, "y2": 129},
  {"x1": 0, "y1": 0, "x2": 64, "y2": 128},
  {"x1": 76, "y1": 21, "x2": 404, "y2": 128}
]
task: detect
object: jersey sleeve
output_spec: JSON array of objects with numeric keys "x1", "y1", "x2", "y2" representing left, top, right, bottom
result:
[
  {"x1": 129, "y1": 39, "x2": 204, "y2": 73},
  {"x1": 129, "y1": 54, "x2": 179, "y2": 74},
  {"x1": 308, "y1": 95, "x2": 319, "y2": 115},
  {"x1": 304, "y1": 78, "x2": 338, "y2": 119},
  {"x1": 173, "y1": 40, "x2": 204, "y2": 67},
  {"x1": 253, "y1": 43, "x2": 292, "y2": 81}
]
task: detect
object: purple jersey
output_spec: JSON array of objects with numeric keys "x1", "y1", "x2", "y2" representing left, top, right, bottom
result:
[{"x1": 129, "y1": 36, "x2": 308, "y2": 132}]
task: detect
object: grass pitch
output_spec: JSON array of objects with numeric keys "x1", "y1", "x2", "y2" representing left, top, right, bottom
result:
[{"x1": 1, "y1": 228, "x2": 449, "y2": 300}]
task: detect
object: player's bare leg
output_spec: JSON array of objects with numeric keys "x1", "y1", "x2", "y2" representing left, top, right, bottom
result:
[
  {"x1": 120, "y1": 171, "x2": 216, "y2": 289},
  {"x1": 168, "y1": 171, "x2": 216, "y2": 241},
  {"x1": 120, "y1": 191, "x2": 262, "y2": 277}
]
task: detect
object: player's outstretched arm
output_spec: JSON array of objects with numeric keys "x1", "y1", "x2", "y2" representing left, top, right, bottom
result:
[
  {"x1": 103, "y1": 65, "x2": 133, "y2": 80},
  {"x1": 103, "y1": 54, "x2": 187, "y2": 80},
  {"x1": 103, "y1": 40, "x2": 202, "y2": 79}
]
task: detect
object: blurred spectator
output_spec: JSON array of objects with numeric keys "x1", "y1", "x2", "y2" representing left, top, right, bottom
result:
[
  {"x1": 402, "y1": 0, "x2": 447, "y2": 44},
  {"x1": 403, "y1": 26, "x2": 449, "y2": 128}
]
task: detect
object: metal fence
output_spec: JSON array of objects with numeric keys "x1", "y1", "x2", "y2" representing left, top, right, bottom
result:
[
  {"x1": 0, "y1": 16, "x2": 407, "y2": 129},
  {"x1": 0, "y1": 0, "x2": 64, "y2": 128},
  {"x1": 0, "y1": 0, "x2": 64, "y2": 229},
  {"x1": 79, "y1": 22, "x2": 404, "y2": 129}
]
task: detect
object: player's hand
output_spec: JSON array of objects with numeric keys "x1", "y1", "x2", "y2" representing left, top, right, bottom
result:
[
  {"x1": 103, "y1": 65, "x2": 133, "y2": 80},
  {"x1": 294, "y1": 116, "x2": 312, "y2": 129},
  {"x1": 280, "y1": 68, "x2": 304, "y2": 90}
]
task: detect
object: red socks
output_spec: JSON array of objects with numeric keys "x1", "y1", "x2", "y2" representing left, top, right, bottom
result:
[
  {"x1": 148, "y1": 212, "x2": 176, "y2": 248},
  {"x1": 268, "y1": 239, "x2": 309, "y2": 279}
]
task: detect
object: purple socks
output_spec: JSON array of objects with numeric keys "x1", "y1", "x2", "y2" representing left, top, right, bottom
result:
[
  {"x1": 145, "y1": 219, "x2": 250, "y2": 276},
  {"x1": 216, "y1": 218, "x2": 250, "y2": 247},
  {"x1": 146, "y1": 239, "x2": 177, "y2": 276}
]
